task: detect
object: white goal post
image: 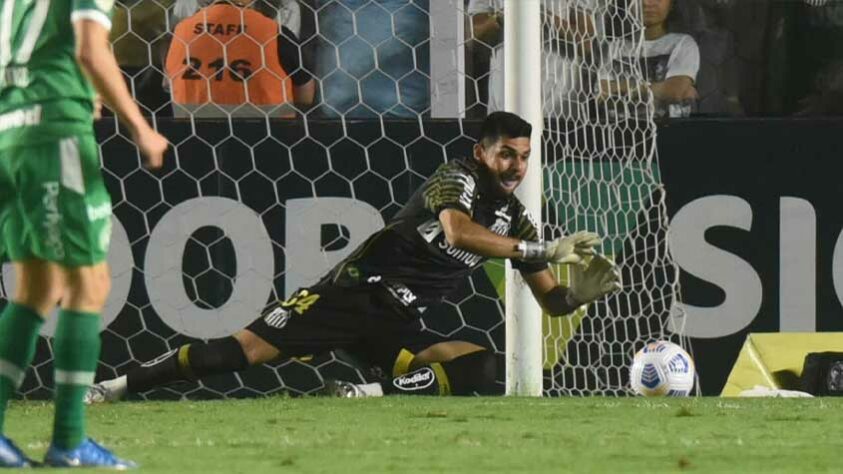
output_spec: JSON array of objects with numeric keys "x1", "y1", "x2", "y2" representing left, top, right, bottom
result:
[{"x1": 504, "y1": 0, "x2": 544, "y2": 396}]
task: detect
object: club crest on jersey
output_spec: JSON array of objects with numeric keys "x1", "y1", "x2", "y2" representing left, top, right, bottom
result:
[
  {"x1": 263, "y1": 307, "x2": 291, "y2": 329},
  {"x1": 489, "y1": 206, "x2": 512, "y2": 236},
  {"x1": 393, "y1": 367, "x2": 435, "y2": 391}
]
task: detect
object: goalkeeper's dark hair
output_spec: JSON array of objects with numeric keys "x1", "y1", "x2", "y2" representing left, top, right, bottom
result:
[{"x1": 479, "y1": 112, "x2": 532, "y2": 147}]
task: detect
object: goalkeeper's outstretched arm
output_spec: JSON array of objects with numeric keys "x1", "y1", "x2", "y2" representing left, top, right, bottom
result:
[
  {"x1": 523, "y1": 254, "x2": 622, "y2": 316},
  {"x1": 440, "y1": 208, "x2": 601, "y2": 264}
]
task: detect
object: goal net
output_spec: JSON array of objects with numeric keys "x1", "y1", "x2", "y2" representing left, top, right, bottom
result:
[
  {"x1": 0, "y1": 0, "x2": 690, "y2": 399},
  {"x1": 536, "y1": 0, "x2": 690, "y2": 395}
]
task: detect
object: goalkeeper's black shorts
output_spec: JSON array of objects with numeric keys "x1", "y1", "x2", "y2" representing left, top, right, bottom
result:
[{"x1": 246, "y1": 283, "x2": 449, "y2": 375}]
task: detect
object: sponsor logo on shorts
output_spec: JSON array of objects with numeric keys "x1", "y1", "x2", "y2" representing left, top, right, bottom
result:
[
  {"x1": 0, "y1": 105, "x2": 40, "y2": 131},
  {"x1": 87, "y1": 202, "x2": 112, "y2": 221},
  {"x1": 42, "y1": 182, "x2": 65, "y2": 259},
  {"x1": 263, "y1": 307, "x2": 291, "y2": 329},
  {"x1": 384, "y1": 282, "x2": 417, "y2": 306},
  {"x1": 393, "y1": 367, "x2": 435, "y2": 391}
]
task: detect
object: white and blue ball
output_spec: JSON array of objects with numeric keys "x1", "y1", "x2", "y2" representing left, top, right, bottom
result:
[{"x1": 630, "y1": 341, "x2": 695, "y2": 396}]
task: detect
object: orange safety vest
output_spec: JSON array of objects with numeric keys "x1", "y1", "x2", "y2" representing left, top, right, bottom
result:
[{"x1": 166, "y1": 3, "x2": 294, "y2": 111}]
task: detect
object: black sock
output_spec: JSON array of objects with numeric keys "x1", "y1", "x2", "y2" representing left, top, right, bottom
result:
[
  {"x1": 126, "y1": 337, "x2": 250, "y2": 393},
  {"x1": 384, "y1": 350, "x2": 498, "y2": 396}
]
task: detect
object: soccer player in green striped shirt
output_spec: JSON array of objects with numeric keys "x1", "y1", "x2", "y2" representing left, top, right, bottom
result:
[{"x1": 0, "y1": 0, "x2": 167, "y2": 468}]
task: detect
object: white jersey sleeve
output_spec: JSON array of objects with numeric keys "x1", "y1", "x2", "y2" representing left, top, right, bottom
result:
[{"x1": 665, "y1": 34, "x2": 700, "y2": 82}]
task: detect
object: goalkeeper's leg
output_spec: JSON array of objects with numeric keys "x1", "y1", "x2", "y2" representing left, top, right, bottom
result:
[
  {"x1": 86, "y1": 285, "x2": 372, "y2": 402},
  {"x1": 86, "y1": 330, "x2": 277, "y2": 402},
  {"x1": 328, "y1": 342, "x2": 498, "y2": 397},
  {"x1": 386, "y1": 347, "x2": 498, "y2": 396}
]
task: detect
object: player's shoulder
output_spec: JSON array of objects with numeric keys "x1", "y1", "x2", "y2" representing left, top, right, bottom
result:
[
  {"x1": 431, "y1": 157, "x2": 481, "y2": 184},
  {"x1": 507, "y1": 195, "x2": 539, "y2": 228}
]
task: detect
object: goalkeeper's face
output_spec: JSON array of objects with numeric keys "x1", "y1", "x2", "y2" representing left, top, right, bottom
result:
[{"x1": 473, "y1": 136, "x2": 531, "y2": 197}]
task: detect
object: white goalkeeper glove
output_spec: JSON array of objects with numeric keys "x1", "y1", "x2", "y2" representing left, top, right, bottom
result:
[
  {"x1": 518, "y1": 231, "x2": 601, "y2": 265},
  {"x1": 568, "y1": 253, "x2": 622, "y2": 306}
]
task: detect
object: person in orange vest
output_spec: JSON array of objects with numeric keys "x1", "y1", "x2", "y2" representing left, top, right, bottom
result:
[{"x1": 165, "y1": 0, "x2": 315, "y2": 118}]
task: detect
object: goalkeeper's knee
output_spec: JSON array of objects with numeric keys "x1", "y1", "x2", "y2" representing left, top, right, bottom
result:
[{"x1": 385, "y1": 350, "x2": 498, "y2": 396}]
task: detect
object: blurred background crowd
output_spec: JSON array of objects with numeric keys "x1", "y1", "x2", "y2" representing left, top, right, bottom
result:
[{"x1": 112, "y1": 0, "x2": 843, "y2": 120}]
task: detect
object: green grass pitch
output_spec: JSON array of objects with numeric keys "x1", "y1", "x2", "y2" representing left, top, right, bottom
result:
[{"x1": 5, "y1": 397, "x2": 840, "y2": 473}]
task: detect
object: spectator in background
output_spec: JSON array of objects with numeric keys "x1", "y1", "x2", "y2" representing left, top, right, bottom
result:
[
  {"x1": 793, "y1": 0, "x2": 843, "y2": 115},
  {"x1": 672, "y1": 0, "x2": 744, "y2": 116},
  {"x1": 599, "y1": 0, "x2": 700, "y2": 118},
  {"x1": 165, "y1": 0, "x2": 315, "y2": 118},
  {"x1": 111, "y1": 0, "x2": 174, "y2": 116},
  {"x1": 312, "y1": 0, "x2": 430, "y2": 118},
  {"x1": 173, "y1": 0, "x2": 303, "y2": 38},
  {"x1": 469, "y1": 0, "x2": 600, "y2": 118}
]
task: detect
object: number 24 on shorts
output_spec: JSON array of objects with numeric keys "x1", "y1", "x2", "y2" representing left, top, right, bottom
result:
[{"x1": 281, "y1": 290, "x2": 320, "y2": 315}]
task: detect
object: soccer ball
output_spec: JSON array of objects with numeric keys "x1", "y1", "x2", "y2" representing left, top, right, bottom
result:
[{"x1": 630, "y1": 341, "x2": 695, "y2": 396}]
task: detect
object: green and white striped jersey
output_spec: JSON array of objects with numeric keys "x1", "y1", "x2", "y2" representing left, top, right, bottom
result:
[{"x1": 0, "y1": 0, "x2": 114, "y2": 149}]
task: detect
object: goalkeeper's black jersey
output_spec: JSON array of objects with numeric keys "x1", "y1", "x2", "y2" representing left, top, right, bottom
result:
[{"x1": 324, "y1": 157, "x2": 547, "y2": 310}]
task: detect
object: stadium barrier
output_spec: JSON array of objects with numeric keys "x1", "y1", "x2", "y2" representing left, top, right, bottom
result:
[{"x1": 3, "y1": 117, "x2": 842, "y2": 398}]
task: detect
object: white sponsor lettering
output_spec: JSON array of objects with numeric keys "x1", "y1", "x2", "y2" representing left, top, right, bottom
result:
[
  {"x1": 669, "y1": 195, "x2": 825, "y2": 338},
  {"x1": 669, "y1": 195, "x2": 762, "y2": 338},
  {"x1": 453, "y1": 172, "x2": 475, "y2": 210},
  {"x1": 145, "y1": 197, "x2": 274, "y2": 339},
  {"x1": 285, "y1": 198, "x2": 384, "y2": 294},
  {"x1": 432, "y1": 204, "x2": 509, "y2": 268},
  {"x1": 385, "y1": 282, "x2": 418, "y2": 306},
  {"x1": 87, "y1": 202, "x2": 112, "y2": 221},
  {"x1": 393, "y1": 367, "x2": 435, "y2": 391},
  {"x1": 438, "y1": 239, "x2": 484, "y2": 267},
  {"x1": 0, "y1": 105, "x2": 40, "y2": 132},
  {"x1": 41, "y1": 182, "x2": 65, "y2": 259},
  {"x1": 2, "y1": 216, "x2": 131, "y2": 337}
]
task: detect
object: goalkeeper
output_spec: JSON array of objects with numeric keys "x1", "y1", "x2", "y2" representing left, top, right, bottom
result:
[{"x1": 87, "y1": 112, "x2": 620, "y2": 401}]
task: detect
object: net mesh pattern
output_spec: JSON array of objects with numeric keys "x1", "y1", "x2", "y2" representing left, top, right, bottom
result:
[{"x1": 0, "y1": 0, "x2": 691, "y2": 399}]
